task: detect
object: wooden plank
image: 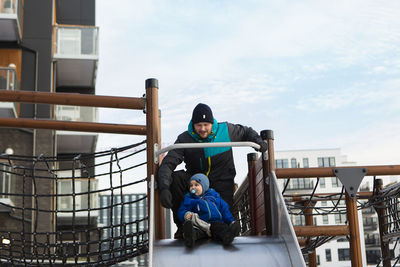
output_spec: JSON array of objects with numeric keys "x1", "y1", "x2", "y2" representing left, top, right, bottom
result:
[
  {"x1": 294, "y1": 225, "x2": 349, "y2": 237},
  {"x1": 0, "y1": 118, "x2": 146, "y2": 135},
  {"x1": 276, "y1": 165, "x2": 400, "y2": 178},
  {"x1": 0, "y1": 90, "x2": 146, "y2": 110}
]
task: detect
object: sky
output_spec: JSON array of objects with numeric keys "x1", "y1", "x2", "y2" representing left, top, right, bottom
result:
[{"x1": 94, "y1": 0, "x2": 400, "y2": 191}]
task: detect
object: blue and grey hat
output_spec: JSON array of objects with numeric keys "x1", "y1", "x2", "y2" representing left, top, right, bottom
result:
[{"x1": 190, "y1": 173, "x2": 209, "y2": 194}]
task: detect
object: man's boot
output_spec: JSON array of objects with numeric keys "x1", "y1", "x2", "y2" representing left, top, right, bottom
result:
[{"x1": 174, "y1": 224, "x2": 184, "y2": 239}]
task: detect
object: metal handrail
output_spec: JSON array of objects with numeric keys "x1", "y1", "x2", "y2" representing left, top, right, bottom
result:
[
  {"x1": 149, "y1": 174, "x2": 155, "y2": 267},
  {"x1": 154, "y1": 141, "x2": 261, "y2": 164}
]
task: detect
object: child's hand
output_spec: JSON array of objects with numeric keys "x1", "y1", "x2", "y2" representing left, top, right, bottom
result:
[{"x1": 185, "y1": 212, "x2": 193, "y2": 221}]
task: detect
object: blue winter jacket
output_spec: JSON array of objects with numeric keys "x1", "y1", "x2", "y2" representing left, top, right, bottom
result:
[{"x1": 177, "y1": 188, "x2": 235, "y2": 224}]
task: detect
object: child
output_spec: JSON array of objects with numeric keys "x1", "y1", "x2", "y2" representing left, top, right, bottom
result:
[{"x1": 177, "y1": 173, "x2": 240, "y2": 248}]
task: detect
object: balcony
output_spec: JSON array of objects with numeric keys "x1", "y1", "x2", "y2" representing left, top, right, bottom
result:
[
  {"x1": 57, "y1": 170, "x2": 98, "y2": 225},
  {"x1": 362, "y1": 206, "x2": 375, "y2": 215},
  {"x1": 0, "y1": 65, "x2": 18, "y2": 117},
  {"x1": 365, "y1": 238, "x2": 379, "y2": 247},
  {"x1": 0, "y1": 164, "x2": 15, "y2": 212},
  {"x1": 55, "y1": 105, "x2": 98, "y2": 153},
  {"x1": 53, "y1": 25, "x2": 99, "y2": 88},
  {"x1": 0, "y1": 0, "x2": 22, "y2": 41},
  {"x1": 363, "y1": 221, "x2": 378, "y2": 231}
]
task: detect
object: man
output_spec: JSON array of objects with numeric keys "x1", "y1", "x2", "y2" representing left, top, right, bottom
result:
[{"x1": 157, "y1": 103, "x2": 267, "y2": 238}]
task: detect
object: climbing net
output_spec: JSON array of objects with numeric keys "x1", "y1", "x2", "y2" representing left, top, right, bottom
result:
[
  {"x1": 233, "y1": 172, "x2": 400, "y2": 265},
  {"x1": 370, "y1": 181, "x2": 400, "y2": 266},
  {"x1": 281, "y1": 176, "x2": 400, "y2": 265},
  {"x1": 0, "y1": 140, "x2": 148, "y2": 266}
]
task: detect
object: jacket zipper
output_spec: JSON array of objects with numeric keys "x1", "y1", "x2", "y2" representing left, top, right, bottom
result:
[{"x1": 211, "y1": 202, "x2": 222, "y2": 220}]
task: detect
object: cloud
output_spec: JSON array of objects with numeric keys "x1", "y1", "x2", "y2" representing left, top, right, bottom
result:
[
  {"x1": 95, "y1": 0, "x2": 400, "y2": 178},
  {"x1": 338, "y1": 119, "x2": 400, "y2": 165}
]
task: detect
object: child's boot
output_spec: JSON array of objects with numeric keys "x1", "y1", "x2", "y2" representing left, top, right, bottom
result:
[
  {"x1": 210, "y1": 222, "x2": 234, "y2": 246},
  {"x1": 183, "y1": 220, "x2": 195, "y2": 248},
  {"x1": 230, "y1": 221, "x2": 241, "y2": 237}
]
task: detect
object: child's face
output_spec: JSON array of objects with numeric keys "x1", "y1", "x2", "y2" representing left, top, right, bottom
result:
[{"x1": 189, "y1": 180, "x2": 203, "y2": 196}]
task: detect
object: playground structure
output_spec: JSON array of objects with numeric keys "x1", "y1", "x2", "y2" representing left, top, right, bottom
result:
[{"x1": 1, "y1": 78, "x2": 400, "y2": 266}]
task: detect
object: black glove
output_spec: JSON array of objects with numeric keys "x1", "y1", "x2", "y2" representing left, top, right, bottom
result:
[
  {"x1": 257, "y1": 141, "x2": 268, "y2": 153},
  {"x1": 160, "y1": 189, "x2": 173, "y2": 208}
]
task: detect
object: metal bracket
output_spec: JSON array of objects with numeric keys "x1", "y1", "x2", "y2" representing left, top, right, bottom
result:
[
  {"x1": 333, "y1": 167, "x2": 367, "y2": 198},
  {"x1": 262, "y1": 151, "x2": 268, "y2": 161},
  {"x1": 142, "y1": 94, "x2": 147, "y2": 114},
  {"x1": 154, "y1": 143, "x2": 159, "y2": 164}
]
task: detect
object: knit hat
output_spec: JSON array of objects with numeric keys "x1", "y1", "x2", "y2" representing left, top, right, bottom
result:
[
  {"x1": 191, "y1": 103, "x2": 214, "y2": 124},
  {"x1": 190, "y1": 173, "x2": 210, "y2": 193}
]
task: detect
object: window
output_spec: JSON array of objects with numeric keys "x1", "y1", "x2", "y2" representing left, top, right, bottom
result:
[
  {"x1": 275, "y1": 159, "x2": 289, "y2": 168},
  {"x1": 288, "y1": 178, "x2": 313, "y2": 190},
  {"x1": 325, "y1": 249, "x2": 331, "y2": 262},
  {"x1": 290, "y1": 158, "x2": 297, "y2": 168},
  {"x1": 335, "y1": 213, "x2": 347, "y2": 224},
  {"x1": 321, "y1": 201, "x2": 327, "y2": 206},
  {"x1": 303, "y1": 158, "x2": 309, "y2": 168},
  {"x1": 363, "y1": 217, "x2": 378, "y2": 229},
  {"x1": 57, "y1": 241, "x2": 80, "y2": 257},
  {"x1": 57, "y1": 178, "x2": 97, "y2": 211},
  {"x1": 338, "y1": 248, "x2": 350, "y2": 261},
  {"x1": 0, "y1": 165, "x2": 13, "y2": 199},
  {"x1": 331, "y1": 177, "x2": 342, "y2": 187},
  {"x1": 58, "y1": 28, "x2": 81, "y2": 55},
  {"x1": 294, "y1": 215, "x2": 305, "y2": 226},
  {"x1": 322, "y1": 215, "x2": 329, "y2": 224},
  {"x1": 318, "y1": 157, "x2": 336, "y2": 167},
  {"x1": 319, "y1": 178, "x2": 325, "y2": 188},
  {"x1": 304, "y1": 178, "x2": 312, "y2": 189},
  {"x1": 366, "y1": 250, "x2": 381, "y2": 264}
]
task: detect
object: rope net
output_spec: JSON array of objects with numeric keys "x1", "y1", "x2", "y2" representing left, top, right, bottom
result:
[
  {"x1": 233, "y1": 171, "x2": 400, "y2": 266},
  {"x1": 371, "y1": 181, "x2": 400, "y2": 266},
  {"x1": 0, "y1": 140, "x2": 148, "y2": 266}
]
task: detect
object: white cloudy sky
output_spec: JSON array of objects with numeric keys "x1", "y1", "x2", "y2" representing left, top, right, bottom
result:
[{"x1": 94, "y1": 0, "x2": 400, "y2": 189}]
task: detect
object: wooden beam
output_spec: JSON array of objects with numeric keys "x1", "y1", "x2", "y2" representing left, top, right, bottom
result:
[
  {"x1": 0, "y1": 118, "x2": 146, "y2": 135},
  {"x1": 276, "y1": 165, "x2": 400, "y2": 178},
  {"x1": 346, "y1": 192, "x2": 363, "y2": 267},
  {"x1": 294, "y1": 225, "x2": 349, "y2": 237},
  {"x1": 0, "y1": 90, "x2": 145, "y2": 110},
  {"x1": 284, "y1": 191, "x2": 373, "y2": 201}
]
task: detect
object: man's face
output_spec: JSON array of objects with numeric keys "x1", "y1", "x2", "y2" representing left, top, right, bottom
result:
[{"x1": 193, "y1": 122, "x2": 212, "y2": 139}]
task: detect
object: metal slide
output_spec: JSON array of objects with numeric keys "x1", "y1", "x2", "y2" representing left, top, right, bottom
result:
[
  {"x1": 153, "y1": 236, "x2": 300, "y2": 267},
  {"x1": 150, "y1": 143, "x2": 305, "y2": 267}
]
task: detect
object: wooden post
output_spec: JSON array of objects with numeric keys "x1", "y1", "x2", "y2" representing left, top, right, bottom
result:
[
  {"x1": 261, "y1": 130, "x2": 274, "y2": 235},
  {"x1": 145, "y1": 78, "x2": 165, "y2": 240},
  {"x1": 375, "y1": 179, "x2": 390, "y2": 267},
  {"x1": 345, "y1": 192, "x2": 363, "y2": 267},
  {"x1": 247, "y1": 152, "x2": 258, "y2": 235},
  {"x1": 304, "y1": 201, "x2": 317, "y2": 267}
]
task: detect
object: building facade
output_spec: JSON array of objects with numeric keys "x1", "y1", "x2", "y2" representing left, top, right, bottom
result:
[
  {"x1": 0, "y1": 0, "x2": 99, "y2": 263},
  {"x1": 98, "y1": 194, "x2": 148, "y2": 267}
]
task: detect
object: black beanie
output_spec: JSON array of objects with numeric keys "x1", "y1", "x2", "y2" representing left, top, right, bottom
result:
[{"x1": 191, "y1": 103, "x2": 214, "y2": 124}]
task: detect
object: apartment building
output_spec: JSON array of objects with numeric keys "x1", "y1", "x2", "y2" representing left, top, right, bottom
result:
[
  {"x1": 98, "y1": 194, "x2": 148, "y2": 267},
  {"x1": 0, "y1": 0, "x2": 99, "y2": 262}
]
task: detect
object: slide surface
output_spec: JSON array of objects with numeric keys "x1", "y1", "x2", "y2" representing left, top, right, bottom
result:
[{"x1": 153, "y1": 236, "x2": 297, "y2": 267}]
